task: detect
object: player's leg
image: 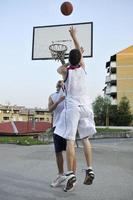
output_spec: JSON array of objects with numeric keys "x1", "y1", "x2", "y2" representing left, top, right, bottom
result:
[
  {"x1": 61, "y1": 134, "x2": 77, "y2": 174},
  {"x1": 51, "y1": 133, "x2": 66, "y2": 187},
  {"x1": 66, "y1": 140, "x2": 75, "y2": 172},
  {"x1": 78, "y1": 106, "x2": 96, "y2": 185},
  {"x1": 82, "y1": 137, "x2": 95, "y2": 185},
  {"x1": 55, "y1": 151, "x2": 64, "y2": 175},
  {"x1": 82, "y1": 137, "x2": 92, "y2": 167},
  {"x1": 64, "y1": 107, "x2": 80, "y2": 192},
  {"x1": 73, "y1": 150, "x2": 77, "y2": 174}
]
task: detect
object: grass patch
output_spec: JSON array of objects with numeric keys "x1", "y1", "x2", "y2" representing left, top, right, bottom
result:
[
  {"x1": 96, "y1": 128, "x2": 130, "y2": 133},
  {"x1": 0, "y1": 136, "x2": 48, "y2": 145}
]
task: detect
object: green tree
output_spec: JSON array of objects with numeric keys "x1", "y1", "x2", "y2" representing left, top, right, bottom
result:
[
  {"x1": 109, "y1": 105, "x2": 118, "y2": 126},
  {"x1": 117, "y1": 96, "x2": 132, "y2": 126},
  {"x1": 92, "y1": 95, "x2": 111, "y2": 126},
  {"x1": 93, "y1": 96, "x2": 132, "y2": 126}
]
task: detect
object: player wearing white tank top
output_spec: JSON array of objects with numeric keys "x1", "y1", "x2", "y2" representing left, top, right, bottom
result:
[
  {"x1": 64, "y1": 65, "x2": 90, "y2": 107},
  {"x1": 48, "y1": 80, "x2": 76, "y2": 188},
  {"x1": 54, "y1": 27, "x2": 96, "y2": 192},
  {"x1": 50, "y1": 86, "x2": 64, "y2": 128}
]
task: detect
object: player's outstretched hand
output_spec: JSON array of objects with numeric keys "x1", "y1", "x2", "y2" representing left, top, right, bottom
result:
[{"x1": 69, "y1": 26, "x2": 76, "y2": 38}]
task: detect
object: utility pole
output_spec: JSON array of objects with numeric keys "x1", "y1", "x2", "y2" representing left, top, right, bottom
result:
[{"x1": 106, "y1": 104, "x2": 109, "y2": 127}]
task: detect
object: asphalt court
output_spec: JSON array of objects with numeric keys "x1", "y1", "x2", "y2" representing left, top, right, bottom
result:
[{"x1": 0, "y1": 138, "x2": 133, "y2": 200}]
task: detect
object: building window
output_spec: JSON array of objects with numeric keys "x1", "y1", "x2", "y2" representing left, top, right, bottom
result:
[
  {"x1": 40, "y1": 118, "x2": 44, "y2": 121},
  {"x1": 3, "y1": 110, "x2": 9, "y2": 114},
  {"x1": 3, "y1": 117, "x2": 9, "y2": 120},
  {"x1": 35, "y1": 111, "x2": 44, "y2": 115},
  {"x1": 35, "y1": 118, "x2": 39, "y2": 122},
  {"x1": 46, "y1": 117, "x2": 49, "y2": 122},
  {"x1": 14, "y1": 110, "x2": 19, "y2": 114}
]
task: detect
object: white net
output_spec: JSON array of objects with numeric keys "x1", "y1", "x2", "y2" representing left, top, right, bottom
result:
[{"x1": 49, "y1": 43, "x2": 67, "y2": 64}]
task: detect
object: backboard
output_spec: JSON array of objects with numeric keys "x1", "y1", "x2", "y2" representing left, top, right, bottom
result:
[{"x1": 32, "y1": 22, "x2": 93, "y2": 60}]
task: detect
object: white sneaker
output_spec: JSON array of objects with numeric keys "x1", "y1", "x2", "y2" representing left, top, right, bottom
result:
[{"x1": 50, "y1": 174, "x2": 67, "y2": 187}]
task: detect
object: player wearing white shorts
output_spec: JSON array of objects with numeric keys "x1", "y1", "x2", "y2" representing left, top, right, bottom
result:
[{"x1": 54, "y1": 26, "x2": 96, "y2": 192}]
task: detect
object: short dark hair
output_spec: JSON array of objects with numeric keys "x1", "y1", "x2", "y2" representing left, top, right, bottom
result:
[{"x1": 69, "y1": 49, "x2": 81, "y2": 65}]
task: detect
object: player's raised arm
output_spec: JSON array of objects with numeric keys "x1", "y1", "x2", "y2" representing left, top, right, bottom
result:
[
  {"x1": 57, "y1": 62, "x2": 69, "y2": 80},
  {"x1": 69, "y1": 26, "x2": 85, "y2": 68}
]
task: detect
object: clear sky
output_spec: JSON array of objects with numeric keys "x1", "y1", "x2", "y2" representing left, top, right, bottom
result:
[{"x1": 0, "y1": 0, "x2": 133, "y2": 109}]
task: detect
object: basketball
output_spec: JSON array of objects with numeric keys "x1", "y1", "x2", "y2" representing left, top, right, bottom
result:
[{"x1": 60, "y1": 2, "x2": 73, "y2": 16}]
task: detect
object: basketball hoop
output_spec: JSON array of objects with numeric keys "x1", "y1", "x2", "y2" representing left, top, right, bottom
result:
[{"x1": 49, "y1": 43, "x2": 67, "y2": 64}]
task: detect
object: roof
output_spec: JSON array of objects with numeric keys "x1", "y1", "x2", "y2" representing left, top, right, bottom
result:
[
  {"x1": 0, "y1": 121, "x2": 52, "y2": 135},
  {"x1": 0, "y1": 122, "x2": 14, "y2": 134},
  {"x1": 117, "y1": 45, "x2": 133, "y2": 55}
]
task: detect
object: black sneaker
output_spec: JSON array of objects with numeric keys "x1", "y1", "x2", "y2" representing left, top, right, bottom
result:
[
  {"x1": 64, "y1": 172, "x2": 77, "y2": 192},
  {"x1": 83, "y1": 169, "x2": 95, "y2": 185}
]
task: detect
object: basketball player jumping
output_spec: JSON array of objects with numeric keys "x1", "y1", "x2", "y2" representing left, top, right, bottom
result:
[{"x1": 54, "y1": 26, "x2": 96, "y2": 192}]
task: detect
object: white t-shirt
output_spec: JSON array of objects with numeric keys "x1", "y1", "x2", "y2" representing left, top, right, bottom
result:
[{"x1": 50, "y1": 88, "x2": 65, "y2": 127}]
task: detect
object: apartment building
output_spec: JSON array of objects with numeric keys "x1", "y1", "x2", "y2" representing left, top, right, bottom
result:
[
  {"x1": 104, "y1": 45, "x2": 133, "y2": 113},
  {"x1": 0, "y1": 105, "x2": 52, "y2": 123}
]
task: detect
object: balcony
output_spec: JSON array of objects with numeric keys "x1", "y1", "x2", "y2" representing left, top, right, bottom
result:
[
  {"x1": 110, "y1": 74, "x2": 116, "y2": 81},
  {"x1": 105, "y1": 87, "x2": 111, "y2": 95},
  {"x1": 105, "y1": 74, "x2": 116, "y2": 83},
  {"x1": 106, "y1": 61, "x2": 116, "y2": 74},
  {"x1": 110, "y1": 61, "x2": 116, "y2": 68},
  {"x1": 105, "y1": 76, "x2": 110, "y2": 83},
  {"x1": 105, "y1": 86, "x2": 117, "y2": 95},
  {"x1": 106, "y1": 61, "x2": 110, "y2": 68},
  {"x1": 111, "y1": 99, "x2": 117, "y2": 105},
  {"x1": 110, "y1": 86, "x2": 117, "y2": 94},
  {"x1": 110, "y1": 55, "x2": 116, "y2": 62},
  {"x1": 110, "y1": 67, "x2": 116, "y2": 73}
]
